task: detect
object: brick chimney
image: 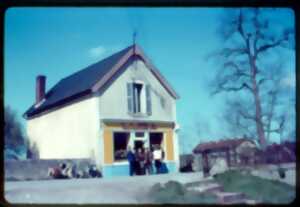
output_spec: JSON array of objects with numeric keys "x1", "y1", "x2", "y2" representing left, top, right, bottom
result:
[{"x1": 36, "y1": 75, "x2": 46, "y2": 104}]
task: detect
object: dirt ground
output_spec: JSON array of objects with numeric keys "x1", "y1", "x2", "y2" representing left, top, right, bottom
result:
[{"x1": 5, "y1": 172, "x2": 205, "y2": 204}]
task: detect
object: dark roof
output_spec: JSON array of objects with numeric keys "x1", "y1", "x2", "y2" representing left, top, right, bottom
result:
[
  {"x1": 24, "y1": 44, "x2": 179, "y2": 119},
  {"x1": 193, "y1": 138, "x2": 256, "y2": 153},
  {"x1": 263, "y1": 142, "x2": 296, "y2": 163}
]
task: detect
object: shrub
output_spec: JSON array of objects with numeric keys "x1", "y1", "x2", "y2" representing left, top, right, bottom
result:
[
  {"x1": 148, "y1": 181, "x2": 217, "y2": 204},
  {"x1": 5, "y1": 106, "x2": 26, "y2": 159},
  {"x1": 277, "y1": 167, "x2": 286, "y2": 179},
  {"x1": 214, "y1": 170, "x2": 295, "y2": 204}
]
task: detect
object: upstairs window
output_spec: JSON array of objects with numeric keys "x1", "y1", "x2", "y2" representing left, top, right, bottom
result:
[
  {"x1": 127, "y1": 82, "x2": 152, "y2": 115},
  {"x1": 133, "y1": 83, "x2": 143, "y2": 113}
]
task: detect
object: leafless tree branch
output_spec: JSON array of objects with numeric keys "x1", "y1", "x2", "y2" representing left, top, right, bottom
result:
[
  {"x1": 238, "y1": 109, "x2": 256, "y2": 121},
  {"x1": 219, "y1": 48, "x2": 248, "y2": 58}
]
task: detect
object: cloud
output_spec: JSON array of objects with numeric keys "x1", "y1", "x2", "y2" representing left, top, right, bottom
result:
[
  {"x1": 88, "y1": 45, "x2": 107, "y2": 59},
  {"x1": 88, "y1": 45, "x2": 124, "y2": 59},
  {"x1": 280, "y1": 73, "x2": 295, "y2": 88}
]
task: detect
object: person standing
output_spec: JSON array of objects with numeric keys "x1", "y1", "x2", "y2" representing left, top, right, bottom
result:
[
  {"x1": 144, "y1": 147, "x2": 154, "y2": 175},
  {"x1": 153, "y1": 145, "x2": 163, "y2": 174},
  {"x1": 136, "y1": 148, "x2": 146, "y2": 175},
  {"x1": 126, "y1": 146, "x2": 136, "y2": 176}
]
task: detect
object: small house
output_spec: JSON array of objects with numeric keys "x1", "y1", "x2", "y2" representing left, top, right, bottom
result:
[{"x1": 23, "y1": 44, "x2": 180, "y2": 177}]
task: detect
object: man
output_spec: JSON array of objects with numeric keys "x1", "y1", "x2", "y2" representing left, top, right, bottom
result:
[
  {"x1": 144, "y1": 147, "x2": 154, "y2": 175},
  {"x1": 136, "y1": 148, "x2": 146, "y2": 175},
  {"x1": 126, "y1": 146, "x2": 136, "y2": 176},
  {"x1": 153, "y1": 145, "x2": 163, "y2": 174},
  {"x1": 60, "y1": 163, "x2": 70, "y2": 179}
]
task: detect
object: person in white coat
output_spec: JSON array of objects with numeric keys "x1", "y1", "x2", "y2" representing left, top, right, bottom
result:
[{"x1": 153, "y1": 145, "x2": 164, "y2": 174}]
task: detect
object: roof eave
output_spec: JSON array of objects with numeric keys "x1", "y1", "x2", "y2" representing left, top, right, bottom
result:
[{"x1": 91, "y1": 44, "x2": 180, "y2": 100}]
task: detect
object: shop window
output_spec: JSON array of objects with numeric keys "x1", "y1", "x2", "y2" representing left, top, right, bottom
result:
[{"x1": 113, "y1": 132, "x2": 130, "y2": 161}]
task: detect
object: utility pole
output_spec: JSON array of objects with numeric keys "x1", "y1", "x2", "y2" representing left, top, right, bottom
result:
[
  {"x1": 133, "y1": 30, "x2": 138, "y2": 69},
  {"x1": 133, "y1": 30, "x2": 137, "y2": 45},
  {"x1": 133, "y1": 30, "x2": 137, "y2": 55}
]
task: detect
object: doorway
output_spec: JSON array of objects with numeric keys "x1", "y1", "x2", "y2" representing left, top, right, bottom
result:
[
  {"x1": 134, "y1": 140, "x2": 145, "y2": 150},
  {"x1": 149, "y1": 132, "x2": 163, "y2": 151}
]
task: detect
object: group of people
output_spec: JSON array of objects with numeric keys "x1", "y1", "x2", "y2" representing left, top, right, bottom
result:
[
  {"x1": 48, "y1": 163, "x2": 101, "y2": 179},
  {"x1": 126, "y1": 144, "x2": 168, "y2": 176}
]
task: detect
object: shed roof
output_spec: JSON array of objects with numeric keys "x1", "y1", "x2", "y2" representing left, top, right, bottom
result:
[
  {"x1": 24, "y1": 44, "x2": 179, "y2": 119},
  {"x1": 193, "y1": 138, "x2": 256, "y2": 153}
]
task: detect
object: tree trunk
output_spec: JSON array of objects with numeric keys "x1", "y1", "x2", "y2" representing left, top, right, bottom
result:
[
  {"x1": 252, "y1": 78, "x2": 267, "y2": 148},
  {"x1": 248, "y1": 53, "x2": 267, "y2": 149}
]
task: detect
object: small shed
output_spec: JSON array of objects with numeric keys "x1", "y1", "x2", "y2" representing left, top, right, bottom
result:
[{"x1": 193, "y1": 138, "x2": 257, "y2": 176}]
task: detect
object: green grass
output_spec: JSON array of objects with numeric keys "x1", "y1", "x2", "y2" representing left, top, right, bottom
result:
[
  {"x1": 213, "y1": 170, "x2": 295, "y2": 204},
  {"x1": 148, "y1": 181, "x2": 217, "y2": 204}
]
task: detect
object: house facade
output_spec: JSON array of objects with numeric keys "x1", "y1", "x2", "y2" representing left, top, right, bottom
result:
[{"x1": 24, "y1": 45, "x2": 180, "y2": 177}]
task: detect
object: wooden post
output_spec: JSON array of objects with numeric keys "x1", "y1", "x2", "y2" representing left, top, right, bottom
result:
[
  {"x1": 226, "y1": 148, "x2": 231, "y2": 167},
  {"x1": 234, "y1": 149, "x2": 238, "y2": 166},
  {"x1": 202, "y1": 151, "x2": 210, "y2": 177}
]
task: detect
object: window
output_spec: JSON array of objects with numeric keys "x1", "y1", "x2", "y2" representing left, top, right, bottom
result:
[
  {"x1": 135, "y1": 132, "x2": 145, "y2": 138},
  {"x1": 127, "y1": 82, "x2": 152, "y2": 115},
  {"x1": 133, "y1": 83, "x2": 143, "y2": 113},
  {"x1": 113, "y1": 132, "x2": 130, "y2": 161}
]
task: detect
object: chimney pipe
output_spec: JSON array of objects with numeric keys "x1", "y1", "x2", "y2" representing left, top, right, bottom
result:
[{"x1": 36, "y1": 75, "x2": 46, "y2": 104}]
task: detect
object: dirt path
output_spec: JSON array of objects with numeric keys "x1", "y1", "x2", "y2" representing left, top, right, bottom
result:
[{"x1": 5, "y1": 172, "x2": 205, "y2": 204}]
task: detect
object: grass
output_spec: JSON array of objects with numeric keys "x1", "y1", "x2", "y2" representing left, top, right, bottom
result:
[
  {"x1": 213, "y1": 169, "x2": 295, "y2": 204},
  {"x1": 148, "y1": 180, "x2": 217, "y2": 204}
]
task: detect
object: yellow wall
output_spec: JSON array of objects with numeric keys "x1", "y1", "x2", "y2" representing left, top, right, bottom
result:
[
  {"x1": 165, "y1": 129, "x2": 174, "y2": 161},
  {"x1": 103, "y1": 129, "x2": 113, "y2": 164},
  {"x1": 102, "y1": 123, "x2": 175, "y2": 164}
]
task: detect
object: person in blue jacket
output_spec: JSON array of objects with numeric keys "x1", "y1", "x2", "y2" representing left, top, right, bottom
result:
[{"x1": 127, "y1": 146, "x2": 136, "y2": 176}]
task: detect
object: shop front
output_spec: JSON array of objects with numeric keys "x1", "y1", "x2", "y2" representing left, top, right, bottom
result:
[{"x1": 101, "y1": 120, "x2": 177, "y2": 177}]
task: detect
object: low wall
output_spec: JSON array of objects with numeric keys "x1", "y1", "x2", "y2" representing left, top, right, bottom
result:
[
  {"x1": 250, "y1": 163, "x2": 296, "y2": 186},
  {"x1": 5, "y1": 159, "x2": 95, "y2": 181}
]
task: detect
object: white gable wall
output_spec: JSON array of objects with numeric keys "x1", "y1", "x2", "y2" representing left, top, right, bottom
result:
[
  {"x1": 25, "y1": 58, "x2": 178, "y2": 170},
  {"x1": 27, "y1": 96, "x2": 101, "y2": 161},
  {"x1": 99, "y1": 59, "x2": 176, "y2": 121}
]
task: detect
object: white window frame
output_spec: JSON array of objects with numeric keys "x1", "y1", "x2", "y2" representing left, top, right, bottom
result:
[{"x1": 132, "y1": 80, "x2": 146, "y2": 115}]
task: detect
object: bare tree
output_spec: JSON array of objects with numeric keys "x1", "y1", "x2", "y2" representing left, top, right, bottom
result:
[
  {"x1": 211, "y1": 8, "x2": 294, "y2": 149},
  {"x1": 5, "y1": 106, "x2": 26, "y2": 159},
  {"x1": 223, "y1": 98, "x2": 257, "y2": 139},
  {"x1": 194, "y1": 118, "x2": 211, "y2": 140}
]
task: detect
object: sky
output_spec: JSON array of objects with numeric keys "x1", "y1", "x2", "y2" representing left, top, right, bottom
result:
[{"x1": 5, "y1": 7, "x2": 295, "y2": 154}]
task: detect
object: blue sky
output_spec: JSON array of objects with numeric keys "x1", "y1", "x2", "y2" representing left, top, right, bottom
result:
[{"x1": 5, "y1": 8, "x2": 295, "y2": 154}]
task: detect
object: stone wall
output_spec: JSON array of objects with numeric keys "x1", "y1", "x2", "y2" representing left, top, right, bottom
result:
[
  {"x1": 250, "y1": 163, "x2": 296, "y2": 186},
  {"x1": 5, "y1": 159, "x2": 95, "y2": 181}
]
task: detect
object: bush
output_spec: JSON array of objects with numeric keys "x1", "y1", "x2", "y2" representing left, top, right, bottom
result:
[
  {"x1": 149, "y1": 181, "x2": 185, "y2": 203},
  {"x1": 214, "y1": 170, "x2": 295, "y2": 204},
  {"x1": 5, "y1": 106, "x2": 26, "y2": 159},
  {"x1": 277, "y1": 167, "x2": 286, "y2": 179},
  {"x1": 148, "y1": 181, "x2": 217, "y2": 204},
  {"x1": 27, "y1": 141, "x2": 39, "y2": 159}
]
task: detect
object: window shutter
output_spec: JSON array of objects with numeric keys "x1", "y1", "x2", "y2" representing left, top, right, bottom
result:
[
  {"x1": 146, "y1": 84, "x2": 152, "y2": 115},
  {"x1": 127, "y1": 83, "x2": 134, "y2": 113}
]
